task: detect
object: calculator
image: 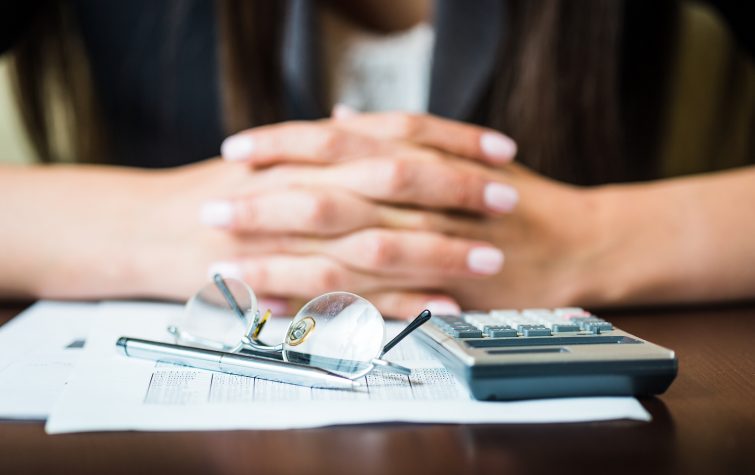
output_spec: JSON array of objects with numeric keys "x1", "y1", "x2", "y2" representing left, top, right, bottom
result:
[{"x1": 415, "y1": 308, "x2": 677, "y2": 400}]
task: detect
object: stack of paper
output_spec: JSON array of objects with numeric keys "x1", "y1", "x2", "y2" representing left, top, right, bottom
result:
[
  {"x1": 0, "y1": 301, "x2": 651, "y2": 433},
  {"x1": 0, "y1": 302, "x2": 95, "y2": 419}
]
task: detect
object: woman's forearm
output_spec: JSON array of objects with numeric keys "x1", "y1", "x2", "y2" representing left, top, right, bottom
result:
[
  {"x1": 0, "y1": 163, "x2": 165, "y2": 298},
  {"x1": 589, "y1": 166, "x2": 755, "y2": 306}
]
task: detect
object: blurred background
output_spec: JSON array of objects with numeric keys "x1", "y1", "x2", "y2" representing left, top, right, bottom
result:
[{"x1": 0, "y1": 1, "x2": 752, "y2": 173}]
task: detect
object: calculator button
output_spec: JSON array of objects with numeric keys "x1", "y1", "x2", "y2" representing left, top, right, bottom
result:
[
  {"x1": 483, "y1": 325, "x2": 518, "y2": 338},
  {"x1": 551, "y1": 324, "x2": 581, "y2": 333},
  {"x1": 445, "y1": 322, "x2": 479, "y2": 329},
  {"x1": 521, "y1": 309, "x2": 553, "y2": 320},
  {"x1": 585, "y1": 322, "x2": 613, "y2": 333},
  {"x1": 449, "y1": 328, "x2": 483, "y2": 338},
  {"x1": 518, "y1": 325, "x2": 552, "y2": 337},
  {"x1": 569, "y1": 315, "x2": 603, "y2": 325},
  {"x1": 571, "y1": 317, "x2": 604, "y2": 329},
  {"x1": 490, "y1": 310, "x2": 520, "y2": 319},
  {"x1": 522, "y1": 308, "x2": 551, "y2": 314}
]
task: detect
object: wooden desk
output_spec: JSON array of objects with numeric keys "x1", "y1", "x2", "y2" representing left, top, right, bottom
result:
[{"x1": 0, "y1": 302, "x2": 753, "y2": 475}]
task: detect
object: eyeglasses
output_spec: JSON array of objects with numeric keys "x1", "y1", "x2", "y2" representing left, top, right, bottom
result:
[{"x1": 117, "y1": 274, "x2": 431, "y2": 387}]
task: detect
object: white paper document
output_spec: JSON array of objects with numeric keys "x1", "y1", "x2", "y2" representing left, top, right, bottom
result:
[
  {"x1": 45, "y1": 301, "x2": 650, "y2": 433},
  {"x1": 0, "y1": 301, "x2": 96, "y2": 419}
]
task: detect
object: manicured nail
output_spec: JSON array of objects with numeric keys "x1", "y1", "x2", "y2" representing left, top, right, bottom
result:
[
  {"x1": 425, "y1": 300, "x2": 462, "y2": 316},
  {"x1": 208, "y1": 262, "x2": 243, "y2": 280},
  {"x1": 484, "y1": 183, "x2": 519, "y2": 213},
  {"x1": 258, "y1": 298, "x2": 290, "y2": 316},
  {"x1": 332, "y1": 103, "x2": 358, "y2": 120},
  {"x1": 221, "y1": 134, "x2": 255, "y2": 161},
  {"x1": 200, "y1": 200, "x2": 235, "y2": 228},
  {"x1": 480, "y1": 132, "x2": 517, "y2": 163},
  {"x1": 467, "y1": 247, "x2": 504, "y2": 275}
]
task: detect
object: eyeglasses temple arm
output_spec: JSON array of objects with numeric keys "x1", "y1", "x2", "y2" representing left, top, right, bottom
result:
[
  {"x1": 380, "y1": 309, "x2": 432, "y2": 357},
  {"x1": 213, "y1": 273, "x2": 247, "y2": 322}
]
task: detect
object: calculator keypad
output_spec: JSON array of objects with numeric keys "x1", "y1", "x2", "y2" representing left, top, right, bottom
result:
[{"x1": 432, "y1": 308, "x2": 614, "y2": 339}]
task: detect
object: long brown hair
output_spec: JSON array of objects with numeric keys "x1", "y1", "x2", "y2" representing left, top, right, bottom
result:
[
  {"x1": 493, "y1": 1, "x2": 625, "y2": 184},
  {"x1": 9, "y1": 0, "x2": 678, "y2": 184},
  {"x1": 9, "y1": 1, "x2": 106, "y2": 164},
  {"x1": 491, "y1": 0, "x2": 678, "y2": 184},
  {"x1": 216, "y1": 0, "x2": 285, "y2": 134}
]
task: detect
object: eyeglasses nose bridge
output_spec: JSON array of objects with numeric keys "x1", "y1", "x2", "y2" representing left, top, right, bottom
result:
[{"x1": 240, "y1": 308, "x2": 268, "y2": 340}]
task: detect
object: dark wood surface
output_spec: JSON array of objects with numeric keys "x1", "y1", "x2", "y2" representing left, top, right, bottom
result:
[{"x1": 0, "y1": 302, "x2": 753, "y2": 475}]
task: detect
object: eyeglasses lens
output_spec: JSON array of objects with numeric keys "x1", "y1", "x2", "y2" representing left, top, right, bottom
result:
[
  {"x1": 282, "y1": 292, "x2": 385, "y2": 378},
  {"x1": 173, "y1": 278, "x2": 257, "y2": 351}
]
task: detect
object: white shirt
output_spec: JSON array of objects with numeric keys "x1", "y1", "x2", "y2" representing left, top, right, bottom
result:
[{"x1": 321, "y1": 8, "x2": 435, "y2": 113}]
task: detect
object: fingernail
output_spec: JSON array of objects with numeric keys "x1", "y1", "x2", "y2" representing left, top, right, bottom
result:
[
  {"x1": 258, "y1": 298, "x2": 290, "y2": 316},
  {"x1": 467, "y1": 247, "x2": 504, "y2": 275},
  {"x1": 484, "y1": 183, "x2": 519, "y2": 213},
  {"x1": 200, "y1": 200, "x2": 235, "y2": 228},
  {"x1": 480, "y1": 132, "x2": 517, "y2": 163},
  {"x1": 425, "y1": 300, "x2": 462, "y2": 316},
  {"x1": 208, "y1": 262, "x2": 243, "y2": 280},
  {"x1": 221, "y1": 134, "x2": 255, "y2": 161},
  {"x1": 332, "y1": 103, "x2": 358, "y2": 120}
]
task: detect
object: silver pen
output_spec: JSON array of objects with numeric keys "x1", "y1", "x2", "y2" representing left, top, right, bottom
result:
[{"x1": 116, "y1": 337, "x2": 361, "y2": 389}]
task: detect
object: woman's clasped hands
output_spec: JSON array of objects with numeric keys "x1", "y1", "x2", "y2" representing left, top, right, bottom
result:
[{"x1": 167, "y1": 112, "x2": 608, "y2": 318}]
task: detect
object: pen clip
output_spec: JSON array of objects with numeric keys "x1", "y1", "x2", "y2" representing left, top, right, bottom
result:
[{"x1": 380, "y1": 309, "x2": 432, "y2": 357}]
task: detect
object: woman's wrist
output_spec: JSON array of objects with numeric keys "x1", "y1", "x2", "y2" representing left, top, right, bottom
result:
[
  {"x1": 112, "y1": 163, "x2": 221, "y2": 301},
  {"x1": 568, "y1": 183, "x2": 649, "y2": 308},
  {"x1": 574, "y1": 180, "x2": 698, "y2": 308}
]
